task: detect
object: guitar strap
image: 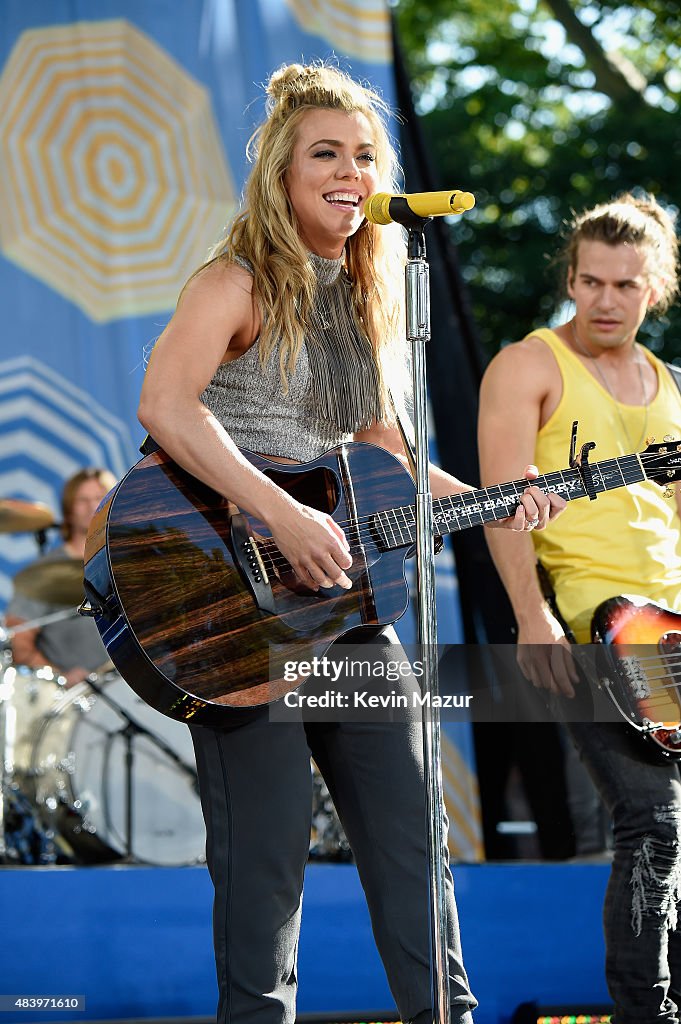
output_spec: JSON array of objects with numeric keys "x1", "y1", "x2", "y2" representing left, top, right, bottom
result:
[
  {"x1": 536, "y1": 561, "x2": 577, "y2": 644},
  {"x1": 388, "y1": 389, "x2": 444, "y2": 554},
  {"x1": 388, "y1": 388, "x2": 417, "y2": 479},
  {"x1": 666, "y1": 361, "x2": 681, "y2": 398}
]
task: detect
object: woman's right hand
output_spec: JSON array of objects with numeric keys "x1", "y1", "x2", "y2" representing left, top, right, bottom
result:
[{"x1": 267, "y1": 496, "x2": 353, "y2": 591}]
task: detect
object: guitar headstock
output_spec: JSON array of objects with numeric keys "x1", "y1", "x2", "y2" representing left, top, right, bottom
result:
[{"x1": 641, "y1": 436, "x2": 681, "y2": 486}]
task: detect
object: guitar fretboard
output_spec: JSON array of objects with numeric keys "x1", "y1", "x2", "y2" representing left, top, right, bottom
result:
[{"x1": 373, "y1": 453, "x2": 645, "y2": 550}]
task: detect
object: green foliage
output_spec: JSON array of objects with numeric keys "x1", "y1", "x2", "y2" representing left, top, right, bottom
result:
[{"x1": 393, "y1": 0, "x2": 681, "y2": 361}]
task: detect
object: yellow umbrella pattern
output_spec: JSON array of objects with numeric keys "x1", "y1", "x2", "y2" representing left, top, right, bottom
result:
[
  {"x1": 285, "y1": 0, "x2": 392, "y2": 64},
  {"x1": 0, "y1": 19, "x2": 236, "y2": 323}
]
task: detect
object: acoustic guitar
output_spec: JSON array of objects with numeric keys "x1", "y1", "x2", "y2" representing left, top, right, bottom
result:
[{"x1": 82, "y1": 437, "x2": 681, "y2": 726}]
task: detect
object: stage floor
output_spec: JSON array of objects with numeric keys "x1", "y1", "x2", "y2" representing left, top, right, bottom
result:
[{"x1": 0, "y1": 862, "x2": 610, "y2": 1024}]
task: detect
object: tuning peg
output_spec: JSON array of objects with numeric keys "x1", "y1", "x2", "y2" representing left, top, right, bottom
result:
[
  {"x1": 646, "y1": 436, "x2": 656, "y2": 445},
  {"x1": 664, "y1": 434, "x2": 676, "y2": 442}
]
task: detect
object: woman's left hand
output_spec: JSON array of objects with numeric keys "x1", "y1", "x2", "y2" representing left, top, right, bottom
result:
[{"x1": 486, "y1": 464, "x2": 566, "y2": 532}]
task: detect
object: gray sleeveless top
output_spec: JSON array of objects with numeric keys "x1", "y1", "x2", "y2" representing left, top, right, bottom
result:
[{"x1": 200, "y1": 253, "x2": 385, "y2": 461}]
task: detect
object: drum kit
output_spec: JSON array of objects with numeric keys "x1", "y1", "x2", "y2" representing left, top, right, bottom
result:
[
  {"x1": 0, "y1": 498, "x2": 351, "y2": 866},
  {"x1": 310, "y1": 764, "x2": 352, "y2": 861},
  {"x1": 0, "y1": 497, "x2": 206, "y2": 867}
]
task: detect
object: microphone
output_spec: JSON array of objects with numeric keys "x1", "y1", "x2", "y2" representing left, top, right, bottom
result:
[{"x1": 364, "y1": 189, "x2": 475, "y2": 226}]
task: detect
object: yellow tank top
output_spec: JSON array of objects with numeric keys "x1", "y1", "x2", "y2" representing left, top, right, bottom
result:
[{"x1": 530, "y1": 328, "x2": 681, "y2": 643}]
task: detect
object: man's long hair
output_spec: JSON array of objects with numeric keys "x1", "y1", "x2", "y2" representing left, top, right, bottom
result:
[{"x1": 61, "y1": 468, "x2": 116, "y2": 540}]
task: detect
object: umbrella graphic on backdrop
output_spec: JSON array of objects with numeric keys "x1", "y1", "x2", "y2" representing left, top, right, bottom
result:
[
  {"x1": 0, "y1": 19, "x2": 236, "y2": 323},
  {"x1": 285, "y1": 0, "x2": 391, "y2": 64}
]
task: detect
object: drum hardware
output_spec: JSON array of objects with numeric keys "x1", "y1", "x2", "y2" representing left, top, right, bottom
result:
[
  {"x1": 309, "y1": 764, "x2": 351, "y2": 862},
  {"x1": 0, "y1": 677, "x2": 60, "y2": 865},
  {"x1": 2, "y1": 668, "x2": 205, "y2": 866},
  {"x1": 4, "y1": 607, "x2": 82, "y2": 637},
  {"x1": 82, "y1": 673, "x2": 200, "y2": 862},
  {"x1": 0, "y1": 781, "x2": 62, "y2": 864},
  {"x1": 1, "y1": 613, "x2": 74, "y2": 863},
  {"x1": 33, "y1": 521, "x2": 62, "y2": 553},
  {"x1": 0, "y1": 613, "x2": 76, "y2": 775},
  {"x1": 0, "y1": 493, "x2": 62, "y2": 860},
  {"x1": 1, "y1": 620, "x2": 204, "y2": 866},
  {"x1": 0, "y1": 681, "x2": 9, "y2": 863},
  {"x1": 0, "y1": 651, "x2": 69, "y2": 865}
]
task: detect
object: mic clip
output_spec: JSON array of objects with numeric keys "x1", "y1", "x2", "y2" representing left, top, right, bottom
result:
[{"x1": 387, "y1": 197, "x2": 433, "y2": 233}]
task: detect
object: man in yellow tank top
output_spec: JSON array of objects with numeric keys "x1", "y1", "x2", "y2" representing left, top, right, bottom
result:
[{"x1": 479, "y1": 193, "x2": 681, "y2": 1022}]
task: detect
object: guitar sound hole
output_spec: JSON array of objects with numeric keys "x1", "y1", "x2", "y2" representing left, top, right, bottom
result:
[{"x1": 265, "y1": 467, "x2": 339, "y2": 516}]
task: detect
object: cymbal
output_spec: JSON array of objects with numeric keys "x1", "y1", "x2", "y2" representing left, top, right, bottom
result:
[
  {"x1": 0, "y1": 499, "x2": 54, "y2": 533},
  {"x1": 13, "y1": 558, "x2": 85, "y2": 606}
]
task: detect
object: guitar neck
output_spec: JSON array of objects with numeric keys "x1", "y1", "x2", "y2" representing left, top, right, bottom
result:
[{"x1": 375, "y1": 452, "x2": 646, "y2": 549}]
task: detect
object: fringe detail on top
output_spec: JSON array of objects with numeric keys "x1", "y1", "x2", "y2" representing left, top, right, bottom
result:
[{"x1": 306, "y1": 251, "x2": 386, "y2": 433}]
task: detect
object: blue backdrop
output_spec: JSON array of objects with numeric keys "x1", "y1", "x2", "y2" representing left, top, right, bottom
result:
[
  {"x1": 0, "y1": 0, "x2": 481, "y2": 858},
  {"x1": 0, "y1": 0, "x2": 395, "y2": 601}
]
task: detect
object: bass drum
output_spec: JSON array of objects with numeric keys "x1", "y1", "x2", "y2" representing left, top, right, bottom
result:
[{"x1": 29, "y1": 673, "x2": 205, "y2": 866}]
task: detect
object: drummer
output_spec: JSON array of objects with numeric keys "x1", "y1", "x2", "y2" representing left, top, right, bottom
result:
[{"x1": 5, "y1": 468, "x2": 116, "y2": 688}]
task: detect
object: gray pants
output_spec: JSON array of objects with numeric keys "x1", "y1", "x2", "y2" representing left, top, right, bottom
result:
[
  {"x1": 190, "y1": 630, "x2": 476, "y2": 1024},
  {"x1": 568, "y1": 722, "x2": 681, "y2": 1023}
]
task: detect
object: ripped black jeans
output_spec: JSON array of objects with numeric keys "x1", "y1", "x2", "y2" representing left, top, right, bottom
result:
[{"x1": 568, "y1": 722, "x2": 681, "y2": 1023}]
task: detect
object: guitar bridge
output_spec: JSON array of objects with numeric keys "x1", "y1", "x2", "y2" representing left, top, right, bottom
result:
[
  {"x1": 620, "y1": 655, "x2": 651, "y2": 700},
  {"x1": 230, "y1": 513, "x2": 276, "y2": 616}
]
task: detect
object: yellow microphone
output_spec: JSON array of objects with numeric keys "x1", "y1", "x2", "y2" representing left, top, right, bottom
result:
[{"x1": 364, "y1": 189, "x2": 475, "y2": 226}]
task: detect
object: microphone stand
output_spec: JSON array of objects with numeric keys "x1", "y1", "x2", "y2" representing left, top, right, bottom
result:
[{"x1": 403, "y1": 213, "x2": 451, "y2": 1024}]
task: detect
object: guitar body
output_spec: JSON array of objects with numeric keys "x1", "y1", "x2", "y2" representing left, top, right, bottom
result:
[
  {"x1": 83, "y1": 432, "x2": 681, "y2": 726},
  {"x1": 84, "y1": 443, "x2": 413, "y2": 726},
  {"x1": 592, "y1": 595, "x2": 681, "y2": 758}
]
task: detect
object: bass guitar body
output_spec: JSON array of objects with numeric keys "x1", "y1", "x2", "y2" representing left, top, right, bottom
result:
[
  {"x1": 592, "y1": 595, "x2": 681, "y2": 758},
  {"x1": 83, "y1": 443, "x2": 414, "y2": 726}
]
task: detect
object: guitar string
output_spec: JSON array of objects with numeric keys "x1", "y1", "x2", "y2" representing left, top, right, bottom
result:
[
  {"x1": 259, "y1": 449, "x2": 666, "y2": 543},
  {"x1": 259, "y1": 449, "x2": 663, "y2": 542},
  {"x1": 252, "y1": 451, "x2": 669, "y2": 573},
  {"x1": 258, "y1": 510, "x2": 664, "y2": 574},
  {"x1": 594, "y1": 657, "x2": 681, "y2": 708},
  {"x1": 616, "y1": 653, "x2": 681, "y2": 666}
]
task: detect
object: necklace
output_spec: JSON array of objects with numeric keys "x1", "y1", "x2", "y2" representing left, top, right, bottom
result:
[{"x1": 570, "y1": 321, "x2": 649, "y2": 452}]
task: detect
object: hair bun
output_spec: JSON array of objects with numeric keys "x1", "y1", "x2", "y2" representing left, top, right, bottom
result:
[{"x1": 267, "y1": 63, "x2": 315, "y2": 106}]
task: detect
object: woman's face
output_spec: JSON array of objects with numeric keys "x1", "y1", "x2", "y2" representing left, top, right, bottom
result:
[{"x1": 284, "y1": 108, "x2": 380, "y2": 259}]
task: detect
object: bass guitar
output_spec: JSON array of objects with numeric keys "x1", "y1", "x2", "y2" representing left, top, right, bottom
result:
[
  {"x1": 591, "y1": 595, "x2": 681, "y2": 759},
  {"x1": 82, "y1": 437, "x2": 681, "y2": 726}
]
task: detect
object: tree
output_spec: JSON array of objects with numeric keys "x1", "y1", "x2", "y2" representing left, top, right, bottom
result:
[{"x1": 393, "y1": 0, "x2": 681, "y2": 360}]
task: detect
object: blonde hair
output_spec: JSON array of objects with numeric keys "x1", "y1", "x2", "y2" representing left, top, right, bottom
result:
[
  {"x1": 199, "y1": 61, "x2": 408, "y2": 414},
  {"x1": 564, "y1": 192, "x2": 679, "y2": 314}
]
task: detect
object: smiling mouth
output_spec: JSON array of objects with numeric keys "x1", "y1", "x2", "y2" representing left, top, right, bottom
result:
[{"x1": 323, "y1": 192, "x2": 361, "y2": 208}]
